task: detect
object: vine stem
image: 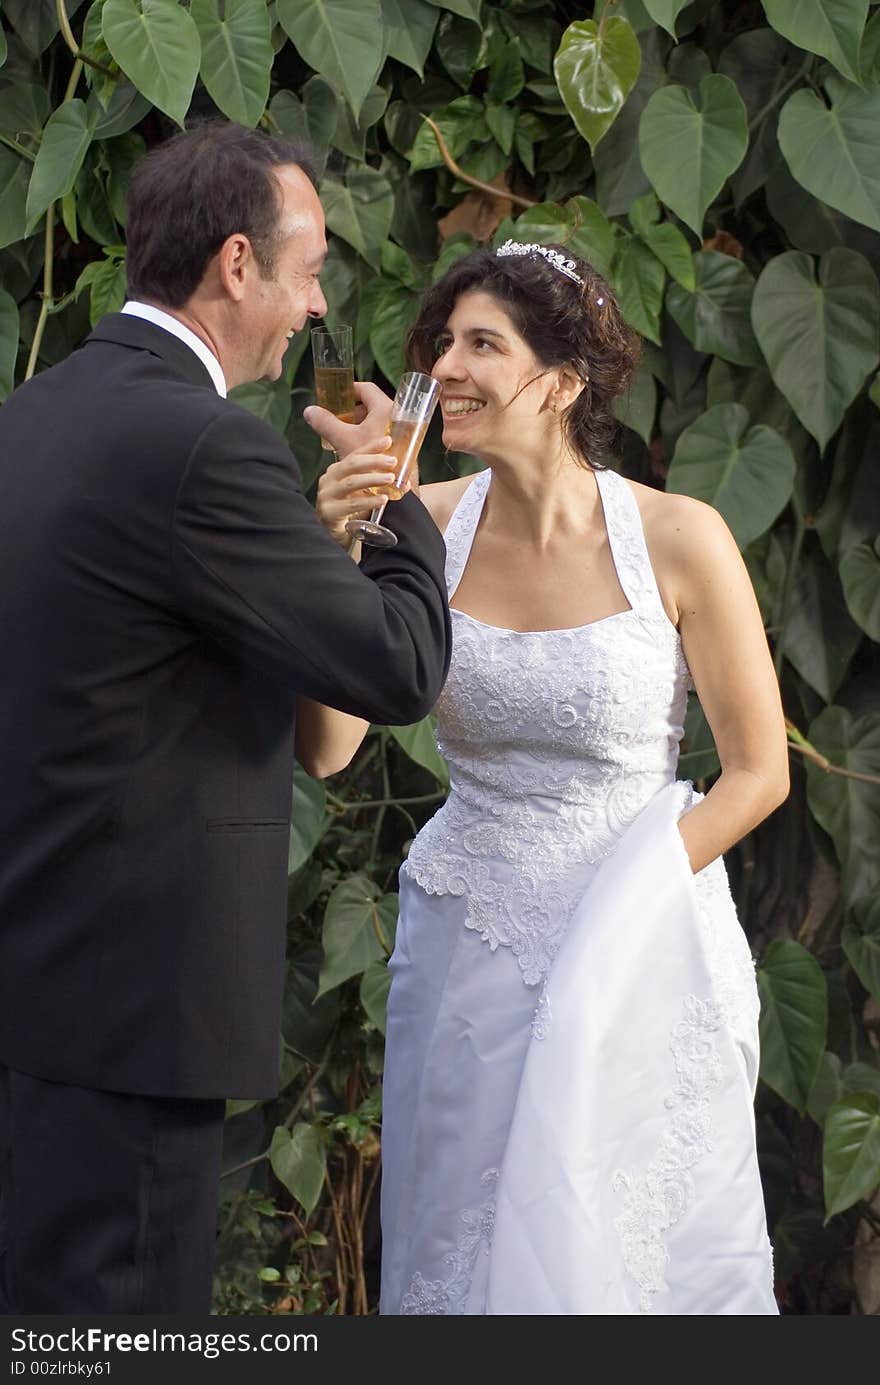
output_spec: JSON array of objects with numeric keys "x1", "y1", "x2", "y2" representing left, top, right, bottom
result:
[
  {"x1": 218, "y1": 1039, "x2": 334, "y2": 1181},
  {"x1": 786, "y1": 720, "x2": 880, "y2": 786},
  {"x1": 55, "y1": 0, "x2": 119, "y2": 79},
  {"x1": 25, "y1": 58, "x2": 84, "y2": 382},
  {"x1": 0, "y1": 132, "x2": 36, "y2": 162},
  {"x1": 327, "y1": 791, "x2": 446, "y2": 811},
  {"x1": 24, "y1": 213, "x2": 55, "y2": 382},
  {"x1": 748, "y1": 53, "x2": 814, "y2": 135},
  {"x1": 421, "y1": 115, "x2": 536, "y2": 209}
]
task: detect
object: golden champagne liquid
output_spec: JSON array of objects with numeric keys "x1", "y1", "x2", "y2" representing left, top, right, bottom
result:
[
  {"x1": 314, "y1": 365, "x2": 356, "y2": 449},
  {"x1": 367, "y1": 416, "x2": 429, "y2": 499}
]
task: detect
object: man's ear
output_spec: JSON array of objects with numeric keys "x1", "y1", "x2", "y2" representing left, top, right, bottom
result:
[{"x1": 217, "y1": 233, "x2": 251, "y2": 303}]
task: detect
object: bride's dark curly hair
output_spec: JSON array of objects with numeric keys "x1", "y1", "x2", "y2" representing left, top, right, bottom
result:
[{"x1": 406, "y1": 243, "x2": 641, "y2": 469}]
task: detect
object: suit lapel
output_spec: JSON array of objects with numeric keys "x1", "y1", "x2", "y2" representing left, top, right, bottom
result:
[{"x1": 85, "y1": 314, "x2": 217, "y2": 391}]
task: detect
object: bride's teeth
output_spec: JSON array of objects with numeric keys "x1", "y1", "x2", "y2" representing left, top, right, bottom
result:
[{"x1": 446, "y1": 400, "x2": 485, "y2": 415}]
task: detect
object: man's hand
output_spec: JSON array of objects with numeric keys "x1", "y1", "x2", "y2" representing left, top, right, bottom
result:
[{"x1": 303, "y1": 381, "x2": 393, "y2": 455}]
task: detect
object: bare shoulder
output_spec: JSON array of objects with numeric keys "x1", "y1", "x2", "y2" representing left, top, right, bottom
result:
[
  {"x1": 418, "y1": 473, "x2": 481, "y2": 536},
  {"x1": 625, "y1": 479, "x2": 739, "y2": 573}
]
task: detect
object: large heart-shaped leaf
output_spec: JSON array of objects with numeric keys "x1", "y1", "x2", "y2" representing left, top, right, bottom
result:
[
  {"x1": 317, "y1": 875, "x2": 397, "y2": 997},
  {"x1": 368, "y1": 280, "x2": 420, "y2": 385},
  {"x1": 808, "y1": 1050, "x2": 844, "y2": 1127},
  {"x1": 75, "y1": 253, "x2": 127, "y2": 327},
  {"x1": 751, "y1": 249, "x2": 880, "y2": 452},
  {"x1": 677, "y1": 694, "x2": 720, "y2": 781},
  {"x1": 553, "y1": 16, "x2": 642, "y2": 153},
  {"x1": 102, "y1": 0, "x2": 200, "y2": 128},
  {"x1": 640, "y1": 222, "x2": 693, "y2": 291},
  {"x1": 0, "y1": 149, "x2": 31, "y2": 251},
  {"x1": 288, "y1": 765, "x2": 327, "y2": 875},
  {"x1": 3, "y1": 0, "x2": 88, "y2": 57},
  {"x1": 593, "y1": 27, "x2": 666, "y2": 218},
  {"x1": 191, "y1": 0, "x2": 273, "y2": 128},
  {"x1": 762, "y1": 0, "x2": 868, "y2": 85},
  {"x1": 639, "y1": 75, "x2": 748, "y2": 236},
  {"x1": 642, "y1": 0, "x2": 690, "y2": 37},
  {"x1": 667, "y1": 250, "x2": 762, "y2": 367},
  {"x1": 842, "y1": 894, "x2": 880, "y2": 1002},
  {"x1": 424, "y1": 0, "x2": 481, "y2": 18},
  {"x1": 407, "y1": 96, "x2": 487, "y2": 172},
  {"x1": 321, "y1": 166, "x2": 394, "y2": 271},
  {"x1": 381, "y1": 0, "x2": 438, "y2": 77},
  {"x1": 823, "y1": 1093, "x2": 880, "y2": 1218},
  {"x1": 610, "y1": 233, "x2": 664, "y2": 344},
  {"x1": 778, "y1": 80, "x2": 880, "y2": 236},
  {"x1": 282, "y1": 944, "x2": 340, "y2": 1061},
  {"x1": 840, "y1": 536, "x2": 880, "y2": 640},
  {"x1": 360, "y1": 960, "x2": 392, "y2": 1034},
  {"x1": 26, "y1": 99, "x2": 98, "y2": 231},
  {"x1": 435, "y1": 11, "x2": 486, "y2": 89},
  {"x1": 388, "y1": 714, "x2": 449, "y2": 788},
  {"x1": 667, "y1": 403, "x2": 796, "y2": 549},
  {"x1": 807, "y1": 707, "x2": 880, "y2": 902},
  {"x1": 613, "y1": 362, "x2": 657, "y2": 445},
  {"x1": 757, "y1": 938, "x2": 828, "y2": 1113},
  {"x1": 783, "y1": 541, "x2": 863, "y2": 701},
  {"x1": 568, "y1": 196, "x2": 617, "y2": 281},
  {"x1": 0, "y1": 288, "x2": 19, "y2": 401},
  {"x1": 0, "y1": 83, "x2": 51, "y2": 142},
  {"x1": 277, "y1": 0, "x2": 385, "y2": 120},
  {"x1": 270, "y1": 1123, "x2": 326, "y2": 1216}
]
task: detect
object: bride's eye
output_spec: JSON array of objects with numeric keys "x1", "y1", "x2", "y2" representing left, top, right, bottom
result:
[{"x1": 434, "y1": 336, "x2": 451, "y2": 356}]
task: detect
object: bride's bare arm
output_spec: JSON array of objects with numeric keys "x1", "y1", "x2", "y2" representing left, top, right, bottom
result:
[
  {"x1": 295, "y1": 467, "x2": 472, "y2": 779},
  {"x1": 652, "y1": 494, "x2": 789, "y2": 873}
]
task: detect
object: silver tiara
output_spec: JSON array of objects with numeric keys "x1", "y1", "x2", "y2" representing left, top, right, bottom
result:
[{"x1": 495, "y1": 238, "x2": 584, "y2": 285}]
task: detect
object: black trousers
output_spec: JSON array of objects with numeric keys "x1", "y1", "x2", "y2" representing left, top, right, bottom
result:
[{"x1": 0, "y1": 1064, "x2": 226, "y2": 1314}]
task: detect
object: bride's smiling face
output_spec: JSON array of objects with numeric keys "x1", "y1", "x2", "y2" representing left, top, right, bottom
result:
[{"x1": 432, "y1": 290, "x2": 558, "y2": 454}]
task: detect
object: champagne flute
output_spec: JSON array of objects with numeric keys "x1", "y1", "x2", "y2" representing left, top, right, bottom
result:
[
  {"x1": 345, "y1": 372, "x2": 441, "y2": 549},
  {"x1": 311, "y1": 325, "x2": 355, "y2": 450}
]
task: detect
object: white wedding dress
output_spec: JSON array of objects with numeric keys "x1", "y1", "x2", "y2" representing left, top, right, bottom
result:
[{"x1": 379, "y1": 466, "x2": 777, "y2": 1316}]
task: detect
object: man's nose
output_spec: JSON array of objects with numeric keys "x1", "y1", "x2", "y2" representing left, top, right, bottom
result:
[{"x1": 309, "y1": 282, "x2": 328, "y2": 319}]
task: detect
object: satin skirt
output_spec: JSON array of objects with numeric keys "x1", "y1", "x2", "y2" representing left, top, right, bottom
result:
[{"x1": 380, "y1": 781, "x2": 777, "y2": 1315}]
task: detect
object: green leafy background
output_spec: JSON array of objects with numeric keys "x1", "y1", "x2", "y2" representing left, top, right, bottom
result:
[{"x1": 2, "y1": 0, "x2": 879, "y2": 1315}]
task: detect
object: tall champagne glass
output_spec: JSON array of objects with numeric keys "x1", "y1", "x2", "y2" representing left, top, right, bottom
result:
[
  {"x1": 345, "y1": 372, "x2": 441, "y2": 549},
  {"x1": 311, "y1": 325, "x2": 355, "y2": 450}
]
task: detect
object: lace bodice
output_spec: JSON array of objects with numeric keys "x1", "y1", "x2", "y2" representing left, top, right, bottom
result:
[{"x1": 403, "y1": 466, "x2": 695, "y2": 986}]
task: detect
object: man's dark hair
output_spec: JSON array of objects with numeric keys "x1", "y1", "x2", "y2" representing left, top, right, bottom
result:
[{"x1": 125, "y1": 121, "x2": 317, "y2": 308}]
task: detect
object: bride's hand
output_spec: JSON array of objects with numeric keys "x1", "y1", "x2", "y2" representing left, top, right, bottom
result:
[{"x1": 316, "y1": 437, "x2": 398, "y2": 547}]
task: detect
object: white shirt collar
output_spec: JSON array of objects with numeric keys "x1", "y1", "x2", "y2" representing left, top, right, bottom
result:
[{"x1": 121, "y1": 301, "x2": 227, "y2": 397}]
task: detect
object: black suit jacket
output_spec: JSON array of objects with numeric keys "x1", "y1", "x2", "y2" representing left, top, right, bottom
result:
[{"x1": 0, "y1": 315, "x2": 451, "y2": 1098}]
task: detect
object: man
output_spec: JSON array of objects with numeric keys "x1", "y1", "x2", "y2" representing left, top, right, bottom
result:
[{"x1": 0, "y1": 122, "x2": 451, "y2": 1314}]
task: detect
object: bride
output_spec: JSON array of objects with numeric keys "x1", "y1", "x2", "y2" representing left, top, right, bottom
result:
[{"x1": 300, "y1": 241, "x2": 789, "y2": 1315}]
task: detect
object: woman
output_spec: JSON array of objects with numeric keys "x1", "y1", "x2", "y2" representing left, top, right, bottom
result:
[{"x1": 300, "y1": 242, "x2": 789, "y2": 1315}]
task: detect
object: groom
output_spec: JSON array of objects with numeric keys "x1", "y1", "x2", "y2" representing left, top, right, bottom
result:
[{"x1": 0, "y1": 122, "x2": 451, "y2": 1314}]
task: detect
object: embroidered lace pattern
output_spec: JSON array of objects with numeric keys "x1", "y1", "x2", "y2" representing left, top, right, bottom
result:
[
  {"x1": 403, "y1": 466, "x2": 692, "y2": 988},
  {"x1": 612, "y1": 995, "x2": 724, "y2": 1315},
  {"x1": 399, "y1": 1169, "x2": 499, "y2": 1315},
  {"x1": 610, "y1": 844, "x2": 760, "y2": 1315}
]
